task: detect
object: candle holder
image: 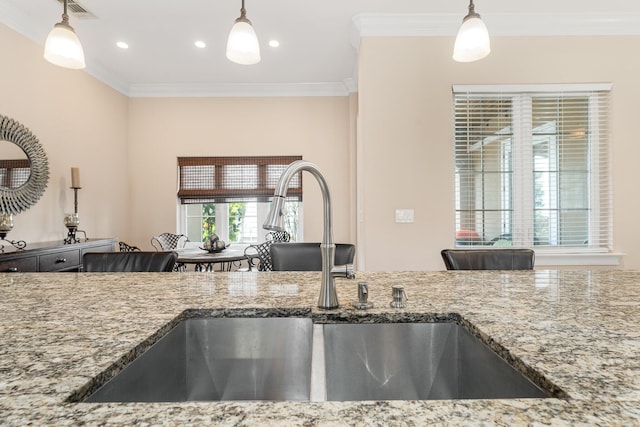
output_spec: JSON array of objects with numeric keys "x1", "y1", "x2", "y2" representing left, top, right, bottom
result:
[
  {"x1": 0, "y1": 213, "x2": 27, "y2": 252},
  {"x1": 64, "y1": 212, "x2": 80, "y2": 244},
  {"x1": 64, "y1": 187, "x2": 86, "y2": 244}
]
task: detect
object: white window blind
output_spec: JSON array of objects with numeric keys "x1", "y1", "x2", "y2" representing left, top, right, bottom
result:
[{"x1": 452, "y1": 84, "x2": 611, "y2": 250}]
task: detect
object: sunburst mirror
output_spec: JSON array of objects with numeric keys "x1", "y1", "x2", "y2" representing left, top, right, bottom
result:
[{"x1": 0, "y1": 115, "x2": 49, "y2": 215}]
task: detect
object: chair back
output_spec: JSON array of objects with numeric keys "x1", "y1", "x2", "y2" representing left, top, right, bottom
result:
[
  {"x1": 244, "y1": 241, "x2": 274, "y2": 271},
  {"x1": 244, "y1": 231, "x2": 291, "y2": 271},
  {"x1": 151, "y1": 233, "x2": 188, "y2": 251},
  {"x1": 270, "y1": 243, "x2": 355, "y2": 271},
  {"x1": 265, "y1": 231, "x2": 291, "y2": 243},
  {"x1": 118, "y1": 241, "x2": 140, "y2": 252},
  {"x1": 440, "y1": 249, "x2": 534, "y2": 270},
  {"x1": 83, "y1": 251, "x2": 178, "y2": 272}
]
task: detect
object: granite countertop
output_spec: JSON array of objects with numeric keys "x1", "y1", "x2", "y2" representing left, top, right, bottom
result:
[{"x1": 1, "y1": 270, "x2": 639, "y2": 426}]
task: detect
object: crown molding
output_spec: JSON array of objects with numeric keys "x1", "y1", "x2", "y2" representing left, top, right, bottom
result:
[
  {"x1": 0, "y1": 3, "x2": 36, "y2": 36},
  {"x1": 0, "y1": 3, "x2": 352, "y2": 97},
  {"x1": 353, "y1": 12, "x2": 640, "y2": 38},
  {"x1": 3, "y1": 4, "x2": 640, "y2": 98},
  {"x1": 84, "y1": 60, "x2": 131, "y2": 96},
  {"x1": 487, "y1": 12, "x2": 640, "y2": 36},
  {"x1": 127, "y1": 82, "x2": 352, "y2": 98}
]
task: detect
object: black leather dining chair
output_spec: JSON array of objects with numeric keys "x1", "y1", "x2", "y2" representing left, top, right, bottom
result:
[
  {"x1": 270, "y1": 243, "x2": 355, "y2": 271},
  {"x1": 440, "y1": 249, "x2": 535, "y2": 270},
  {"x1": 83, "y1": 251, "x2": 178, "y2": 272}
]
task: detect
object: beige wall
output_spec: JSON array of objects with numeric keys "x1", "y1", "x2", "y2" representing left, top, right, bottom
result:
[
  {"x1": 0, "y1": 24, "x2": 129, "y2": 244},
  {"x1": 127, "y1": 97, "x2": 353, "y2": 250},
  {"x1": 358, "y1": 36, "x2": 640, "y2": 270},
  {"x1": 3, "y1": 22, "x2": 640, "y2": 271},
  {"x1": 0, "y1": 24, "x2": 353, "y2": 253}
]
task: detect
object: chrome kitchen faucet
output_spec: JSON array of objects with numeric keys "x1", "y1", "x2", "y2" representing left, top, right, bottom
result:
[{"x1": 263, "y1": 160, "x2": 353, "y2": 309}]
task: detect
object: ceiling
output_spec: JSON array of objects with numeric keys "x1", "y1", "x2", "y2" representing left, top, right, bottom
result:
[{"x1": 1, "y1": 0, "x2": 640, "y2": 97}]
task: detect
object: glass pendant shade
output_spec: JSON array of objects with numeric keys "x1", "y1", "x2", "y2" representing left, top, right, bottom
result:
[
  {"x1": 453, "y1": 1, "x2": 490, "y2": 63},
  {"x1": 44, "y1": 5, "x2": 85, "y2": 70},
  {"x1": 226, "y1": 18, "x2": 261, "y2": 65},
  {"x1": 453, "y1": 17, "x2": 490, "y2": 62}
]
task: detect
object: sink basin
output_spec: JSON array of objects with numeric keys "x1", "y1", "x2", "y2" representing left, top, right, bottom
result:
[
  {"x1": 319, "y1": 322, "x2": 548, "y2": 401},
  {"x1": 85, "y1": 317, "x2": 313, "y2": 402},
  {"x1": 82, "y1": 317, "x2": 553, "y2": 402}
]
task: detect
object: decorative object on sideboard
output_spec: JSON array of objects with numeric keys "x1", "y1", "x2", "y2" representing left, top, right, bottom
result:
[
  {"x1": 0, "y1": 115, "x2": 50, "y2": 251},
  {"x1": 0, "y1": 213, "x2": 26, "y2": 252},
  {"x1": 64, "y1": 167, "x2": 87, "y2": 244}
]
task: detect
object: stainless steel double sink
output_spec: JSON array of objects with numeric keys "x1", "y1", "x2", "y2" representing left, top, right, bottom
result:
[{"x1": 83, "y1": 317, "x2": 555, "y2": 402}]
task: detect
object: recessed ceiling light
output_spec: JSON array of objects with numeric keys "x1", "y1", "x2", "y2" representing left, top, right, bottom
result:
[
  {"x1": 268, "y1": 40, "x2": 280, "y2": 48},
  {"x1": 194, "y1": 40, "x2": 206, "y2": 48},
  {"x1": 116, "y1": 41, "x2": 129, "y2": 49}
]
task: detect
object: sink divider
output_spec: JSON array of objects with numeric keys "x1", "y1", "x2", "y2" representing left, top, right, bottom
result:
[{"x1": 309, "y1": 324, "x2": 327, "y2": 401}]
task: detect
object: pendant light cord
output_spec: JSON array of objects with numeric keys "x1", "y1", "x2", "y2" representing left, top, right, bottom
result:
[
  {"x1": 465, "y1": 0, "x2": 480, "y2": 21},
  {"x1": 61, "y1": 0, "x2": 70, "y2": 25}
]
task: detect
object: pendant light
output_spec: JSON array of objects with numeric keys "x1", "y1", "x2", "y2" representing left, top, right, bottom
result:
[
  {"x1": 43, "y1": 0, "x2": 86, "y2": 69},
  {"x1": 453, "y1": 0, "x2": 490, "y2": 63},
  {"x1": 226, "y1": 0, "x2": 261, "y2": 65}
]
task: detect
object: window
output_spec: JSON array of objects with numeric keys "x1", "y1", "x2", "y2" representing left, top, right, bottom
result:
[
  {"x1": 177, "y1": 156, "x2": 303, "y2": 244},
  {"x1": 0, "y1": 159, "x2": 30, "y2": 189},
  {"x1": 452, "y1": 84, "x2": 611, "y2": 251}
]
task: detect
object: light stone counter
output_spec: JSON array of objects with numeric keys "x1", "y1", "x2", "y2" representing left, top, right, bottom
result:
[{"x1": 0, "y1": 270, "x2": 639, "y2": 425}]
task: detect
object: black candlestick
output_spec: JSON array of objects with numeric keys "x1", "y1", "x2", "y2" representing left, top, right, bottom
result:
[
  {"x1": 73, "y1": 187, "x2": 79, "y2": 215},
  {"x1": 64, "y1": 187, "x2": 84, "y2": 244}
]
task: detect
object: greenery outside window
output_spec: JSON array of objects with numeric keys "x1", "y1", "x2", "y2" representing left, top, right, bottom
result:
[{"x1": 452, "y1": 84, "x2": 611, "y2": 251}]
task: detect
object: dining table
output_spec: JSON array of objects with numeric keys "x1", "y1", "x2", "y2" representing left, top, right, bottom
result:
[{"x1": 175, "y1": 245, "x2": 251, "y2": 272}]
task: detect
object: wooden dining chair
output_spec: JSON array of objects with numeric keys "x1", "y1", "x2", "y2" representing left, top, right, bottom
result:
[{"x1": 440, "y1": 249, "x2": 535, "y2": 270}]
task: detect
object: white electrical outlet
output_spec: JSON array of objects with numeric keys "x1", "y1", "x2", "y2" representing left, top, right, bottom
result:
[{"x1": 395, "y1": 209, "x2": 414, "y2": 223}]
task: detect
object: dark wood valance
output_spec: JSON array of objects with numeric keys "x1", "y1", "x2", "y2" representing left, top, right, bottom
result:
[{"x1": 177, "y1": 156, "x2": 303, "y2": 204}]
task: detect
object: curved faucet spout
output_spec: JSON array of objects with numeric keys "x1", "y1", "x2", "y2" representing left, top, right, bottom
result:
[{"x1": 263, "y1": 160, "x2": 338, "y2": 309}]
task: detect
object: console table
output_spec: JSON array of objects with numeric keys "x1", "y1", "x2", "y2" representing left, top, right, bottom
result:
[{"x1": 0, "y1": 238, "x2": 117, "y2": 272}]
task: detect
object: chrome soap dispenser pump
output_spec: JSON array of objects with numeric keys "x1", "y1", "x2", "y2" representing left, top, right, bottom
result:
[
  {"x1": 390, "y1": 284, "x2": 408, "y2": 308},
  {"x1": 353, "y1": 281, "x2": 373, "y2": 310}
]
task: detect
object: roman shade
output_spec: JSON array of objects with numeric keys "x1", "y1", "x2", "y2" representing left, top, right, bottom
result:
[{"x1": 177, "y1": 156, "x2": 302, "y2": 204}]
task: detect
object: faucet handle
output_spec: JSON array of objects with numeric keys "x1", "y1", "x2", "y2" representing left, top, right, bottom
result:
[{"x1": 331, "y1": 264, "x2": 356, "y2": 279}]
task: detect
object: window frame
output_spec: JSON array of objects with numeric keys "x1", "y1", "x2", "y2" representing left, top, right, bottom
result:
[
  {"x1": 452, "y1": 83, "x2": 616, "y2": 264},
  {"x1": 176, "y1": 156, "x2": 303, "y2": 244},
  {"x1": 178, "y1": 200, "x2": 303, "y2": 244}
]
